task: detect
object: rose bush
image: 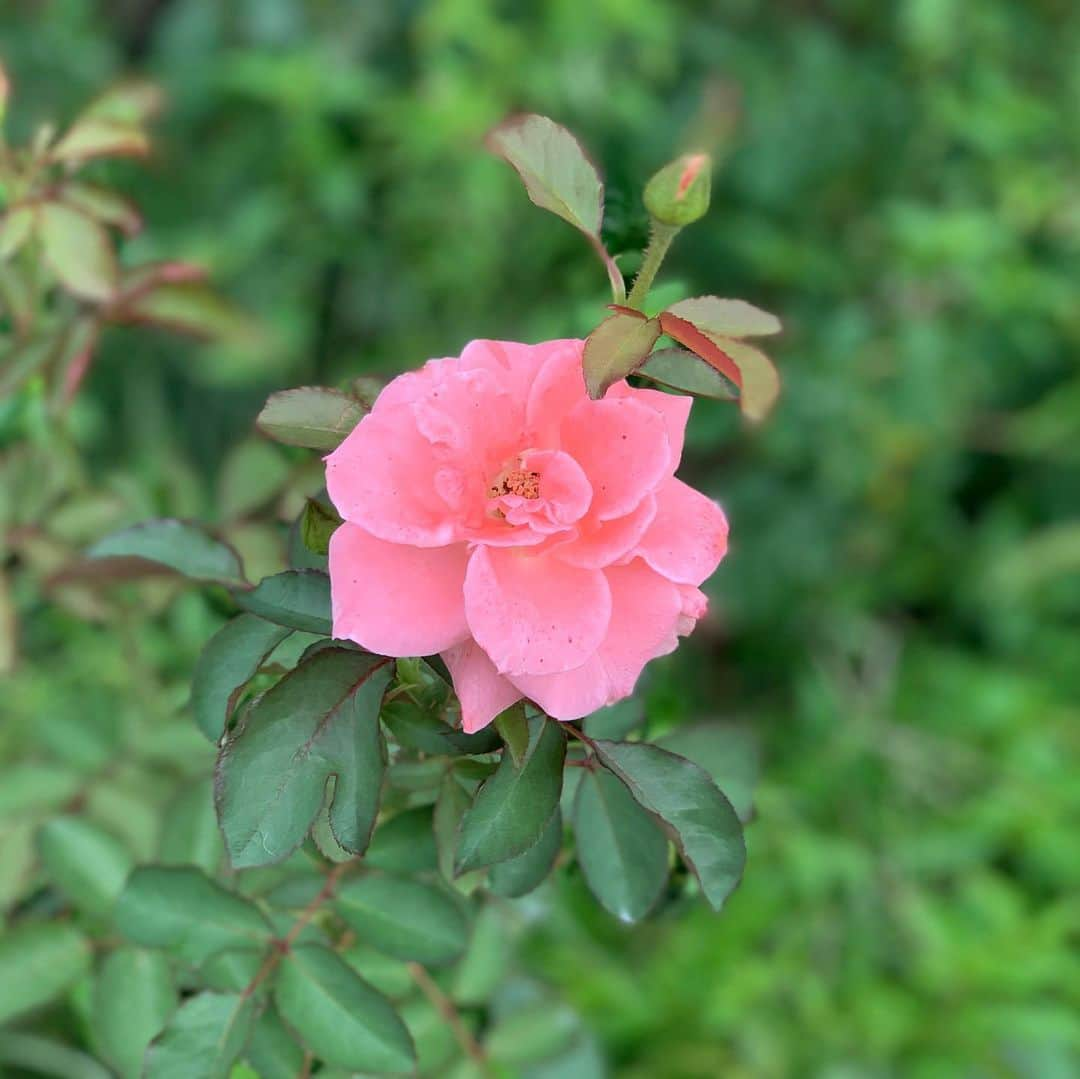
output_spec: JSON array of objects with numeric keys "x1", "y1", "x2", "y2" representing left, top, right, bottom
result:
[{"x1": 326, "y1": 337, "x2": 729, "y2": 730}]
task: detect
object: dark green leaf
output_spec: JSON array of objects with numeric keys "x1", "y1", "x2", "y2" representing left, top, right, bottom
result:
[
  {"x1": 216, "y1": 648, "x2": 392, "y2": 867},
  {"x1": 495, "y1": 701, "x2": 529, "y2": 767},
  {"x1": 335, "y1": 873, "x2": 469, "y2": 965},
  {"x1": 235, "y1": 570, "x2": 332, "y2": 635},
  {"x1": 256, "y1": 387, "x2": 366, "y2": 451},
  {"x1": 593, "y1": 741, "x2": 745, "y2": 911},
  {"x1": 583, "y1": 312, "x2": 662, "y2": 399},
  {"x1": 365, "y1": 806, "x2": 438, "y2": 874},
  {"x1": 245, "y1": 1006, "x2": 306, "y2": 1079},
  {"x1": 114, "y1": 866, "x2": 273, "y2": 965},
  {"x1": 144, "y1": 992, "x2": 255, "y2": 1079},
  {"x1": 656, "y1": 722, "x2": 759, "y2": 823},
  {"x1": 489, "y1": 808, "x2": 562, "y2": 898},
  {"x1": 190, "y1": 614, "x2": 290, "y2": 740},
  {"x1": 300, "y1": 498, "x2": 342, "y2": 556},
  {"x1": 574, "y1": 768, "x2": 668, "y2": 922},
  {"x1": 274, "y1": 944, "x2": 415, "y2": 1074},
  {"x1": 0, "y1": 923, "x2": 92, "y2": 1024},
  {"x1": 584, "y1": 697, "x2": 646, "y2": 740},
  {"x1": 37, "y1": 816, "x2": 133, "y2": 919},
  {"x1": 88, "y1": 519, "x2": 246, "y2": 587},
  {"x1": 455, "y1": 717, "x2": 566, "y2": 874},
  {"x1": 637, "y1": 347, "x2": 739, "y2": 400}
]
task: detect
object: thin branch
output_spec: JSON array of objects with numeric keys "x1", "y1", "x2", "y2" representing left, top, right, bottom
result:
[{"x1": 408, "y1": 962, "x2": 490, "y2": 1072}]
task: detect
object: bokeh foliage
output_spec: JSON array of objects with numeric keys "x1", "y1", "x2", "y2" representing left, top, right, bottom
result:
[{"x1": 2, "y1": 1, "x2": 1079, "y2": 1076}]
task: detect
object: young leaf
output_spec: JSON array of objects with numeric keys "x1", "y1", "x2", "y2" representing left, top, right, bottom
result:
[
  {"x1": 114, "y1": 866, "x2": 273, "y2": 965},
  {"x1": 573, "y1": 768, "x2": 668, "y2": 923},
  {"x1": 495, "y1": 701, "x2": 529, "y2": 767},
  {"x1": 592, "y1": 740, "x2": 745, "y2": 911},
  {"x1": 657, "y1": 311, "x2": 743, "y2": 389},
  {"x1": 37, "y1": 202, "x2": 117, "y2": 302},
  {"x1": 256, "y1": 387, "x2": 366, "y2": 451},
  {"x1": 0, "y1": 924, "x2": 92, "y2": 1024},
  {"x1": 704, "y1": 334, "x2": 780, "y2": 422},
  {"x1": 657, "y1": 722, "x2": 759, "y2": 823},
  {"x1": 215, "y1": 648, "x2": 393, "y2": 867},
  {"x1": 60, "y1": 182, "x2": 142, "y2": 235},
  {"x1": 190, "y1": 614, "x2": 290, "y2": 740},
  {"x1": 455, "y1": 717, "x2": 566, "y2": 874},
  {"x1": 488, "y1": 807, "x2": 562, "y2": 899},
  {"x1": 88, "y1": 519, "x2": 246, "y2": 587},
  {"x1": 144, "y1": 992, "x2": 255, "y2": 1079},
  {"x1": 300, "y1": 498, "x2": 342, "y2": 556},
  {"x1": 334, "y1": 874, "x2": 469, "y2": 965},
  {"x1": 92, "y1": 949, "x2": 176, "y2": 1079},
  {"x1": 274, "y1": 944, "x2": 415, "y2": 1074},
  {"x1": 50, "y1": 119, "x2": 149, "y2": 163},
  {"x1": 583, "y1": 312, "x2": 662, "y2": 399},
  {"x1": 636, "y1": 347, "x2": 738, "y2": 401},
  {"x1": 665, "y1": 296, "x2": 781, "y2": 338},
  {"x1": 36, "y1": 816, "x2": 133, "y2": 919},
  {"x1": 235, "y1": 570, "x2": 332, "y2": 635}
]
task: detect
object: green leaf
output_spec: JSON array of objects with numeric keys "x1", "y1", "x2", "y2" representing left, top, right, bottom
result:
[
  {"x1": 0, "y1": 763, "x2": 82, "y2": 815},
  {"x1": 584, "y1": 697, "x2": 646, "y2": 740},
  {"x1": 36, "y1": 202, "x2": 118, "y2": 301},
  {"x1": 256, "y1": 387, "x2": 366, "y2": 451},
  {"x1": 0, "y1": 206, "x2": 34, "y2": 259},
  {"x1": 400, "y1": 996, "x2": 461, "y2": 1076},
  {"x1": 216, "y1": 648, "x2": 392, "y2": 867},
  {"x1": 486, "y1": 1001, "x2": 580, "y2": 1069},
  {"x1": 455, "y1": 717, "x2": 566, "y2": 874},
  {"x1": 274, "y1": 944, "x2": 415, "y2": 1074},
  {"x1": 451, "y1": 904, "x2": 513, "y2": 1006},
  {"x1": 636, "y1": 347, "x2": 739, "y2": 401},
  {"x1": 489, "y1": 807, "x2": 562, "y2": 899},
  {"x1": 244, "y1": 1006, "x2": 306, "y2": 1079},
  {"x1": 144, "y1": 992, "x2": 255, "y2": 1079},
  {"x1": 657, "y1": 311, "x2": 744, "y2": 389},
  {"x1": 60, "y1": 182, "x2": 142, "y2": 235},
  {"x1": 592, "y1": 741, "x2": 745, "y2": 911},
  {"x1": 365, "y1": 806, "x2": 438, "y2": 873},
  {"x1": 88, "y1": 519, "x2": 246, "y2": 587},
  {"x1": 158, "y1": 778, "x2": 222, "y2": 875},
  {"x1": 583, "y1": 312, "x2": 662, "y2": 399},
  {"x1": 704, "y1": 334, "x2": 781, "y2": 422},
  {"x1": 340, "y1": 944, "x2": 414, "y2": 1000},
  {"x1": 434, "y1": 774, "x2": 479, "y2": 889},
  {"x1": 573, "y1": 768, "x2": 668, "y2": 922},
  {"x1": 92, "y1": 948, "x2": 175, "y2": 1079},
  {"x1": 300, "y1": 498, "x2": 342, "y2": 556},
  {"x1": 219, "y1": 439, "x2": 291, "y2": 520},
  {"x1": 656, "y1": 722, "x2": 759, "y2": 823},
  {"x1": 0, "y1": 923, "x2": 92, "y2": 1024},
  {"x1": 0, "y1": 1034, "x2": 112, "y2": 1079},
  {"x1": 197, "y1": 948, "x2": 264, "y2": 993},
  {"x1": 117, "y1": 282, "x2": 257, "y2": 343},
  {"x1": 495, "y1": 701, "x2": 529, "y2": 767},
  {"x1": 335, "y1": 873, "x2": 469, "y2": 965},
  {"x1": 37, "y1": 816, "x2": 133, "y2": 919},
  {"x1": 114, "y1": 866, "x2": 273, "y2": 965},
  {"x1": 665, "y1": 296, "x2": 781, "y2": 338},
  {"x1": 50, "y1": 118, "x2": 149, "y2": 163},
  {"x1": 235, "y1": 570, "x2": 332, "y2": 635},
  {"x1": 190, "y1": 614, "x2": 290, "y2": 740}
]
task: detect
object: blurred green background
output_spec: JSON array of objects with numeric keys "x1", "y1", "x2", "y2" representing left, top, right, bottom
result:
[{"x1": 3, "y1": 0, "x2": 1079, "y2": 1076}]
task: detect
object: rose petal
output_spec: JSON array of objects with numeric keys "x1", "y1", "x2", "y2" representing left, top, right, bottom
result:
[
  {"x1": 442, "y1": 639, "x2": 523, "y2": 733},
  {"x1": 636, "y1": 478, "x2": 729, "y2": 585},
  {"x1": 555, "y1": 493, "x2": 657, "y2": 569},
  {"x1": 463, "y1": 545, "x2": 611, "y2": 677},
  {"x1": 525, "y1": 340, "x2": 588, "y2": 445},
  {"x1": 329, "y1": 523, "x2": 469, "y2": 655}
]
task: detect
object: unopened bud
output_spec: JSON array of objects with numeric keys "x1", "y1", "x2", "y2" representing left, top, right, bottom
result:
[{"x1": 643, "y1": 152, "x2": 712, "y2": 227}]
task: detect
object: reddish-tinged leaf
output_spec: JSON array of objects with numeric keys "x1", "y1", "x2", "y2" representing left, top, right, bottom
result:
[
  {"x1": 637, "y1": 347, "x2": 738, "y2": 401},
  {"x1": 583, "y1": 312, "x2": 662, "y2": 399},
  {"x1": 50, "y1": 118, "x2": 149, "y2": 163},
  {"x1": 658, "y1": 311, "x2": 742, "y2": 388},
  {"x1": 81, "y1": 81, "x2": 164, "y2": 126},
  {"x1": 705, "y1": 333, "x2": 780, "y2": 421},
  {"x1": 117, "y1": 262, "x2": 208, "y2": 303},
  {"x1": 114, "y1": 282, "x2": 254, "y2": 342},
  {"x1": 61, "y1": 183, "x2": 142, "y2": 236},
  {"x1": 605, "y1": 304, "x2": 647, "y2": 320},
  {"x1": 36, "y1": 203, "x2": 117, "y2": 302},
  {"x1": 666, "y1": 296, "x2": 781, "y2": 338},
  {"x1": 57, "y1": 317, "x2": 101, "y2": 404}
]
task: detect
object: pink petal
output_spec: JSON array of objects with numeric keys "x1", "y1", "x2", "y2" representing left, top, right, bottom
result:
[
  {"x1": 329, "y1": 523, "x2": 469, "y2": 655},
  {"x1": 636, "y1": 478, "x2": 729, "y2": 586},
  {"x1": 494, "y1": 449, "x2": 592, "y2": 533},
  {"x1": 606, "y1": 384, "x2": 691, "y2": 475},
  {"x1": 463, "y1": 545, "x2": 612, "y2": 677},
  {"x1": 560, "y1": 397, "x2": 670, "y2": 521},
  {"x1": 442, "y1": 639, "x2": 523, "y2": 733},
  {"x1": 555, "y1": 493, "x2": 657, "y2": 569},
  {"x1": 524, "y1": 340, "x2": 588, "y2": 445},
  {"x1": 676, "y1": 584, "x2": 708, "y2": 636}
]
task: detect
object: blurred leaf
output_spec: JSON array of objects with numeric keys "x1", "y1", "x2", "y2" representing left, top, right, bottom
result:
[
  {"x1": 50, "y1": 118, "x2": 149, "y2": 163},
  {"x1": 400, "y1": 996, "x2": 460, "y2": 1076},
  {"x1": 244, "y1": 1006, "x2": 305, "y2": 1079},
  {"x1": 583, "y1": 312, "x2": 661, "y2": 399},
  {"x1": 339, "y1": 944, "x2": 414, "y2": 1000},
  {"x1": 573, "y1": 768, "x2": 668, "y2": 923},
  {"x1": 495, "y1": 701, "x2": 529, "y2": 767},
  {"x1": 656, "y1": 722, "x2": 759, "y2": 823},
  {"x1": 0, "y1": 923, "x2": 91, "y2": 1024},
  {"x1": 274, "y1": 944, "x2": 415, "y2": 1074},
  {"x1": 256, "y1": 387, "x2": 366, "y2": 451},
  {"x1": 0, "y1": 206, "x2": 34, "y2": 259},
  {"x1": 144, "y1": 992, "x2": 255, "y2": 1079},
  {"x1": 485, "y1": 1000, "x2": 579, "y2": 1068},
  {"x1": 434, "y1": 774, "x2": 480, "y2": 891},
  {"x1": 235, "y1": 570, "x2": 331, "y2": 635},
  {"x1": 452, "y1": 904, "x2": 513, "y2": 1005},
  {"x1": 81, "y1": 81, "x2": 163, "y2": 126},
  {"x1": 0, "y1": 763, "x2": 82, "y2": 815},
  {"x1": 197, "y1": 948, "x2": 263, "y2": 993},
  {"x1": 219, "y1": 439, "x2": 290, "y2": 520},
  {"x1": 114, "y1": 866, "x2": 273, "y2": 965},
  {"x1": 300, "y1": 498, "x2": 342, "y2": 556},
  {"x1": 593, "y1": 740, "x2": 745, "y2": 911},
  {"x1": 657, "y1": 311, "x2": 743, "y2": 389},
  {"x1": 190, "y1": 613, "x2": 290, "y2": 741},
  {"x1": 158, "y1": 778, "x2": 222, "y2": 875},
  {"x1": 92, "y1": 948, "x2": 176, "y2": 1079},
  {"x1": 583, "y1": 697, "x2": 646, "y2": 740},
  {"x1": 88, "y1": 519, "x2": 246, "y2": 587},
  {"x1": 37, "y1": 202, "x2": 117, "y2": 301},
  {"x1": 215, "y1": 648, "x2": 392, "y2": 867},
  {"x1": 335, "y1": 873, "x2": 469, "y2": 965},
  {"x1": 60, "y1": 182, "x2": 142, "y2": 235},
  {"x1": 116, "y1": 281, "x2": 256, "y2": 343},
  {"x1": 704, "y1": 333, "x2": 780, "y2": 422},
  {"x1": 37, "y1": 816, "x2": 133, "y2": 919},
  {"x1": 637, "y1": 347, "x2": 738, "y2": 400},
  {"x1": 365, "y1": 806, "x2": 438, "y2": 874},
  {"x1": 456, "y1": 717, "x2": 565, "y2": 874},
  {"x1": 0, "y1": 1034, "x2": 111, "y2": 1079},
  {"x1": 666, "y1": 296, "x2": 781, "y2": 337},
  {"x1": 489, "y1": 807, "x2": 562, "y2": 899}
]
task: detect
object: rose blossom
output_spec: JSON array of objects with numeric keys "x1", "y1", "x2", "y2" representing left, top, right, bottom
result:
[{"x1": 325, "y1": 339, "x2": 728, "y2": 732}]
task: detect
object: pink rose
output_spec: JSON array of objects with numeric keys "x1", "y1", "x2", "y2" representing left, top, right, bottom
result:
[{"x1": 326, "y1": 339, "x2": 728, "y2": 732}]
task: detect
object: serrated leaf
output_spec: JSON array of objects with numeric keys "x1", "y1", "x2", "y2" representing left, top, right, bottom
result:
[
  {"x1": 583, "y1": 312, "x2": 662, "y2": 399},
  {"x1": 88, "y1": 519, "x2": 246, "y2": 587},
  {"x1": 92, "y1": 948, "x2": 175, "y2": 1079},
  {"x1": 256, "y1": 387, "x2": 366, "y2": 451},
  {"x1": 657, "y1": 311, "x2": 743, "y2": 389},
  {"x1": 114, "y1": 866, "x2": 273, "y2": 965},
  {"x1": 190, "y1": 614, "x2": 290, "y2": 741},
  {"x1": 704, "y1": 333, "x2": 781, "y2": 421},
  {"x1": 666, "y1": 295, "x2": 781, "y2": 337},
  {"x1": 235, "y1": 570, "x2": 331, "y2": 635},
  {"x1": 637, "y1": 347, "x2": 739, "y2": 401},
  {"x1": 455, "y1": 717, "x2": 566, "y2": 874},
  {"x1": 573, "y1": 768, "x2": 668, "y2": 922},
  {"x1": 335, "y1": 874, "x2": 469, "y2": 965},
  {"x1": 215, "y1": 648, "x2": 392, "y2": 867},
  {"x1": 244, "y1": 1006, "x2": 306, "y2": 1079},
  {"x1": 37, "y1": 202, "x2": 117, "y2": 302},
  {"x1": 144, "y1": 992, "x2": 255, "y2": 1079},
  {"x1": 274, "y1": 944, "x2": 415, "y2": 1074},
  {"x1": 592, "y1": 740, "x2": 745, "y2": 911},
  {"x1": 495, "y1": 701, "x2": 529, "y2": 767},
  {"x1": 657, "y1": 722, "x2": 759, "y2": 823},
  {"x1": 0, "y1": 923, "x2": 92, "y2": 1024},
  {"x1": 488, "y1": 807, "x2": 562, "y2": 899},
  {"x1": 37, "y1": 816, "x2": 133, "y2": 919}
]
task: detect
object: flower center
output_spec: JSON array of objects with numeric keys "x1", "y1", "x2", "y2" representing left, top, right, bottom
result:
[{"x1": 488, "y1": 467, "x2": 541, "y2": 501}]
